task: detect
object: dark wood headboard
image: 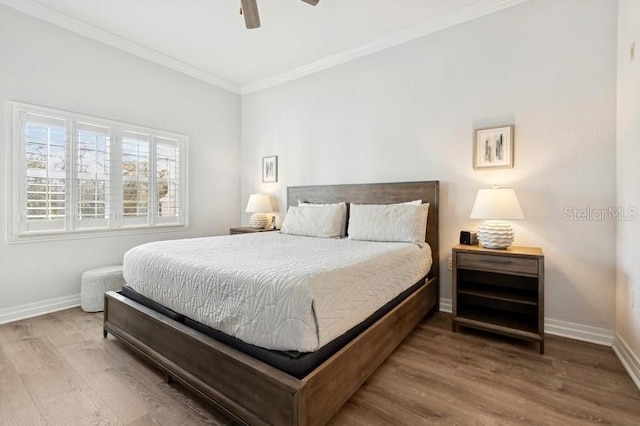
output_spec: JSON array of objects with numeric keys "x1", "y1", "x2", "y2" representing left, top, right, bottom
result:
[{"x1": 287, "y1": 181, "x2": 439, "y2": 282}]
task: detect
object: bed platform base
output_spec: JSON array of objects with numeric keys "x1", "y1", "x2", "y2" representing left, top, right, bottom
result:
[{"x1": 104, "y1": 276, "x2": 437, "y2": 426}]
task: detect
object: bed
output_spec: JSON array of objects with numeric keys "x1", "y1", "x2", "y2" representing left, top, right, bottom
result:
[{"x1": 103, "y1": 180, "x2": 440, "y2": 425}]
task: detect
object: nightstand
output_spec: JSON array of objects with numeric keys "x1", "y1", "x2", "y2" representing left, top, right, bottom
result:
[
  {"x1": 229, "y1": 227, "x2": 279, "y2": 235},
  {"x1": 452, "y1": 244, "x2": 545, "y2": 353}
]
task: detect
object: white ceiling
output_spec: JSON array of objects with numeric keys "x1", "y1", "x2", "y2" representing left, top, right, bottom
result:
[{"x1": 1, "y1": 0, "x2": 527, "y2": 93}]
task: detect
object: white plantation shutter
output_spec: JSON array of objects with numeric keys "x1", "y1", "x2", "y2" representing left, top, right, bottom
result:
[
  {"x1": 76, "y1": 122, "x2": 111, "y2": 229},
  {"x1": 155, "y1": 137, "x2": 181, "y2": 224},
  {"x1": 121, "y1": 131, "x2": 150, "y2": 226},
  {"x1": 19, "y1": 112, "x2": 69, "y2": 233},
  {"x1": 9, "y1": 102, "x2": 188, "y2": 240}
]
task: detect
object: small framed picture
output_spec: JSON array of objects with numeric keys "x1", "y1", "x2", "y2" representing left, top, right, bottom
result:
[
  {"x1": 262, "y1": 155, "x2": 278, "y2": 183},
  {"x1": 474, "y1": 125, "x2": 514, "y2": 170}
]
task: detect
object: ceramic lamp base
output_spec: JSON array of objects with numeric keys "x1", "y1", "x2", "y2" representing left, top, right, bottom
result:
[
  {"x1": 477, "y1": 220, "x2": 515, "y2": 249},
  {"x1": 249, "y1": 213, "x2": 268, "y2": 229}
]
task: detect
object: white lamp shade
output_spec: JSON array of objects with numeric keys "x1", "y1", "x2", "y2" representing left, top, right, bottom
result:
[
  {"x1": 469, "y1": 188, "x2": 524, "y2": 220},
  {"x1": 245, "y1": 194, "x2": 273, "y2": 213},
  {"x1": 245, "y1": 193, "x2": 273, "y2": 229},
  {"x1": 470, "y1": 187, "x2": 524, "y2": 249}
]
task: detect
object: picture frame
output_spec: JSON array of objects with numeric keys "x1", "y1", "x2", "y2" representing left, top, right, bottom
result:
[
  {"x1": 262, "y1": 155, "x2": 278, "y2": 183},
  {"x1": 474, "y1": 125, "x2": 514, "y2": 170}
]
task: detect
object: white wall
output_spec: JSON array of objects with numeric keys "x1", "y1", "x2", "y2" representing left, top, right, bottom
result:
[
  {"x1": 0, "y1": 6, "x2": 241, "y2": 313},
  {"x1": 241, "y1": 0, "x2": 618, "y2": 332},
  {"x1": 616, "y1": 0, "x2": 640, "y2": 379}
]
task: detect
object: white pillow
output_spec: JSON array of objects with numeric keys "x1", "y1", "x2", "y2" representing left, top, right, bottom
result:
[
  {"x1": 298, "y1": 201, "x2": 347, "y2": 237},
  {"x1": 281, "y1": 204, "x2": 344, "y2": 238},
  {"x1": 348, "y1": 203, "x2": 430, "y2": 243}
]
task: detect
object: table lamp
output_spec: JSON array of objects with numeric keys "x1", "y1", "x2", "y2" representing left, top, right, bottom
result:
[
  {"x1": 470, "y1": 186, "x2": 524, "y2": 249},
  {"x1": 245, "y1": 194, "x2": 273, "y2": 229}
]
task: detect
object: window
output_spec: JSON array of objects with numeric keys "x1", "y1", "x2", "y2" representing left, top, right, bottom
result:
[{"x1": 8, "y1": 102, "x2": 188, "y2": 241}]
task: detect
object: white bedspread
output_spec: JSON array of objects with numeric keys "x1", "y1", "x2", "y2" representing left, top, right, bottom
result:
[{"x1": 123, "y1": 232, "x2": 432, "y2": 352}]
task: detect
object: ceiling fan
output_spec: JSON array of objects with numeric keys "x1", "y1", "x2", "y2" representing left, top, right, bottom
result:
[{"x1": 240, "y1": 0, "x2": 320, "y2": 29}]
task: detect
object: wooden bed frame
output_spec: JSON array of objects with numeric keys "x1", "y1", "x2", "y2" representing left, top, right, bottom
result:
[{"x1": 104, "y1": 181, "x2": 439, "y2": 425}]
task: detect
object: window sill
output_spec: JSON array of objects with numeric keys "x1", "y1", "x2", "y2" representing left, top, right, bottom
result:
[{"x1": 6, "y1": 224, "x2": 189, "y2": 245}]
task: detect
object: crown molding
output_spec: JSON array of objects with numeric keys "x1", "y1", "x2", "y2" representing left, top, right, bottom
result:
[
  {"x1": 1, "y1": 0, "x2": 528, "y2": 96},
  {"x1": 241, "y1": 0, "x2": 529, "y2": 94},
  {"x1": 0, "y1": 0, "x2": 240, "y2": 94}
]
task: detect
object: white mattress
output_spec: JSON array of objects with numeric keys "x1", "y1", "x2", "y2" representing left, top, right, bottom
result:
[{"x1": 123, "y1": 232, "x2": 432, "y2": 352}]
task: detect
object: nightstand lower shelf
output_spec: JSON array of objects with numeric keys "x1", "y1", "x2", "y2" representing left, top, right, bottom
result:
[
  {"x1": 458, "y1": 283, "x2": 537, "y2": 305},
  {"x1": 453, "y1": 315, "x2": 543, "y2": 346},
  {"x1": 454, "y1": 305, "x2": 539, "y2": 335}
]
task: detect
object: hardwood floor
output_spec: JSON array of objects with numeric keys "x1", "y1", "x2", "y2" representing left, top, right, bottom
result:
[{"x1": 1, "y1": 309, "x2": 638, "y2": 425}]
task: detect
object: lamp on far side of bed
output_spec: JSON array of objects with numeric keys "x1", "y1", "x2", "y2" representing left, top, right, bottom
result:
[
  {"x1": 470, "y1": 186, "x2": 524, "y2": 249},
  {"x1": 246, "y1": 193, "x2": 273, "y2": 229}
]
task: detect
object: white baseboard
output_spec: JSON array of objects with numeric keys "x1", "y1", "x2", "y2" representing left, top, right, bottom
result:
[
  {"x1": 0, "y1": 294, "x2": 80, "y2": 325},
  {"x1": 439, "y1": 298, "x2": 452, "y2": 313},
  {"x1": 440, "y1": 298, "x2": 613, "y2": 346},
  {"x1": 544, "y1": 319, "x2": 613, "y2": 346},
  {"x1": 613, "y1": 334, "x2": 640, "y2": 390}
]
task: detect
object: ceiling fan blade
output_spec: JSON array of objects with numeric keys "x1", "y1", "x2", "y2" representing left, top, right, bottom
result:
[
  {"x1": 241, "y1": 0, "x2": 260, "y2": 29},
  {"x1": 300, "y1": 0, "x2": 319, "y2": 5}
]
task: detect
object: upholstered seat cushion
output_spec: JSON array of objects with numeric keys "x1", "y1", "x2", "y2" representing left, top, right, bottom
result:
[{"x1": 81, "y1": 265, "x2": 125, "y2": 312}]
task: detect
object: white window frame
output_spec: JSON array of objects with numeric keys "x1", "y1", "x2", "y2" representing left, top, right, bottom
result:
[{"x1": 6, "y1": 101, "x2": 189, "y2": 243}]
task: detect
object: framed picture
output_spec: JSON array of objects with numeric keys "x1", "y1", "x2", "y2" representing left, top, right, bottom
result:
[
  {"x1": 474, "y1": 125, "x2": 514, "y2": 170},
  {"x1": 262, "y1": 155, "x2": 278, "y2": 183}
]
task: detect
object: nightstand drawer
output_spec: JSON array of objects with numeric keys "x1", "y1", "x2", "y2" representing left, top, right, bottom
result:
[
  {"x1": 229, "y1": 227, "x2": 279, "y2": 235},
  {"x1": 457, "y1": 253, "x2": 538, "y2": 275}
]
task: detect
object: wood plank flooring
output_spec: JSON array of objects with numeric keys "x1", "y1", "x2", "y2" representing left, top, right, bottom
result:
[{"x1": 0, "y1": 309, "x2": 638, "y2": 425}]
